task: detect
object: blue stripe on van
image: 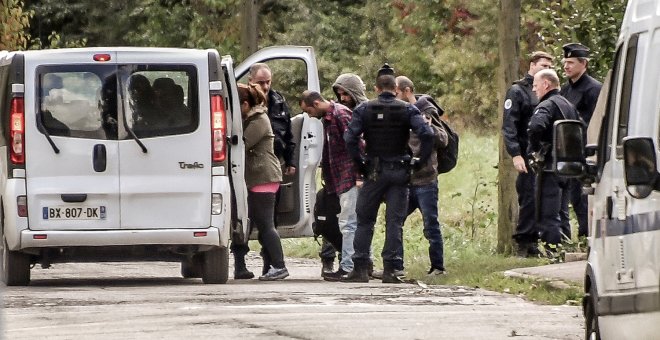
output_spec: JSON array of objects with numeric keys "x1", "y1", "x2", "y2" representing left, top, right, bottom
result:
[{"x1": 595, "y1": 210, "x2": 660, "y2": 237}]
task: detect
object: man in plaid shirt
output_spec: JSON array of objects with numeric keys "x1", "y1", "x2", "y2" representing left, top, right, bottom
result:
[{"x1": 300, "y1": 90, "x2": 362, "y2": 280}]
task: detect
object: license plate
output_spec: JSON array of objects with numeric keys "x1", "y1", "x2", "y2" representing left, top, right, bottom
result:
[{"x1": 43, "y1": 206, "x2": 106, "y2": 220}]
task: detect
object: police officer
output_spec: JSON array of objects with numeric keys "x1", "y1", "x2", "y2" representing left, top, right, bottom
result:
[
  {"x1": 502, "y1": 51, "x2": 553, "y2": 257},
  {"x1": 343, "y1": 64, "x2": 434, "y2": 283},
  {"x1": 560, "y1": 43, "x2": 602, "y2": 238},
  {"x1": 528, "y1": 69, "x2": 580, "y2": 251}
]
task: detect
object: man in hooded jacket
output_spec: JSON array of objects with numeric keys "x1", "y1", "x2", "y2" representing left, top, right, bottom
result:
[{"x1": 317, "y1": 73, "x2": 370, "y2": 276}]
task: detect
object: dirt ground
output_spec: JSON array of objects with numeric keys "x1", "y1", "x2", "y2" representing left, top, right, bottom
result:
[{"x1": 1, "y1": 255, "x2": 584, "y2": 340}]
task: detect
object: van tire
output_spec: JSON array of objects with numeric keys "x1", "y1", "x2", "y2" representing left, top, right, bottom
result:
[
  {"x1": 201, "y1": 246, "x2": 228, "y2": 284},
  {"x1": 181, "y1": 254, "x2": 203, "y2": 278},
  {"x1": 1, "y1": 236, "x2": 31, "y2": 286},
  {"x1": 584, "y1": 289, "x2": 601, "y2": 340}
]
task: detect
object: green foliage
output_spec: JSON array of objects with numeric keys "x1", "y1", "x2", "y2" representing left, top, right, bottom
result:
[
  {"x1": 522, "y1": 0, "x2": 626, "y2": 80},
  {"x1": 1, "y1": 0, "x2": 32, "y2": 50},
  {"x1": 15, "y1": 0, "x2": 627, "y2": 129}
]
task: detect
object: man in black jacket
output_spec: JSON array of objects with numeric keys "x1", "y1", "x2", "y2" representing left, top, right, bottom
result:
[
  {"x1": 249, "y1": 63, "x2": 296, "y2": 176},
  {"x1": 528, "y1": 69, "x2": 580, "y2": 250},
  {"x1": 560, "y1": 43, "x2": 602, "y2": 238},
  {"x1": 502, "y1": 51, "x2": 553, "y2": 257}
]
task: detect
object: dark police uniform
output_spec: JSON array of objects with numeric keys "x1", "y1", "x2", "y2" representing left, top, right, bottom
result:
[
  {"x1": 560, "y1": 43, "x2": 603, "y2": 237},
  {"x1": 344, "y1": 73, "x2": 433, "y2": 282},
  {"x1": 528, "y1": 89, "x2": 579, "y2": 246},
  {"x1": 502, "y1": 73, "x2": 539, "y2": 254}
]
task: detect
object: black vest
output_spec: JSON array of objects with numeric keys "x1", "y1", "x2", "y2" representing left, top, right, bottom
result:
[{"x1": 363, "y1": 99, "x2": 411, "y2": 158}]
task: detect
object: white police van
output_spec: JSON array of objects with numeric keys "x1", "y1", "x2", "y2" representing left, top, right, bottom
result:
[
  {"x1": 553, "y1": 0, "x2": 660, "y2": 338},
  {"x1": 0, "y1": 46, "x2": 323, "y2": 285}
]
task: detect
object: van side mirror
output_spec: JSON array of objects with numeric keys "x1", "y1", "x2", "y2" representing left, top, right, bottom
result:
[
  {"x1": 553, "y1": 120, "x2": 586, "y2": 177},
  {"x1": 623, "y1": 137, "x2": 658, "y2": 199}
]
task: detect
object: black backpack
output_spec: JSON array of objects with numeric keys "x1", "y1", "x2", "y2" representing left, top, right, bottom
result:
[
  {"x1": 417, "y1": 95, "x2": 459, "y2": 174},
  {"x1": 312, "y1": 187, "x2": 343, "y2": 251}
]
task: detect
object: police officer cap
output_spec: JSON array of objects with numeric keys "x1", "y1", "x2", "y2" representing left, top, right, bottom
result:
[
  {"x1": 563, "y1": 43, "x2": 590, "y2": 58},
  {"x1": 377, "y1": 63, "x2": 395, "y2": 77}
]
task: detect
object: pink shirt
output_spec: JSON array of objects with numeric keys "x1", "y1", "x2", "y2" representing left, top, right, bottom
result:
[{"x1": 249, "y1": 182, "x2": 280, "y2": 193}]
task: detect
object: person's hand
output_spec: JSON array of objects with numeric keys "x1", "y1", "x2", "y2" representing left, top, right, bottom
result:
[
  {"x1": 356, "y1": 180, "x2": 364, "y2": 188},
  {"x1": 512, "y1": 155, "x2": 527, "y2": 174},
  {"x1": 284, "y1": 166, "x2": 296, "y2": 176}
]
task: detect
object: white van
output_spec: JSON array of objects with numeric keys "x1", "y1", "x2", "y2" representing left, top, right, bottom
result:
[
  {"x1": 0, "y1": 46, "x2": 323, "y2": 285},
  {"x1": 553, "y1": 0, "x2": 660, "y2": 338}
]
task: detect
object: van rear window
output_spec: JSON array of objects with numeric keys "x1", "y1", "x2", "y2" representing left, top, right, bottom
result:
[{"x1": 37, "y1": 65, "x2": 198, "y2": 140}]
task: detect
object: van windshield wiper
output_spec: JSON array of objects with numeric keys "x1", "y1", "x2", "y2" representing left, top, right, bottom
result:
[
  {"x1": 35, "y1": 110, "x2": 60, "y2": 154},
  {"x1": 117, "y1": 80, "x2": 148, "y2": 154}
]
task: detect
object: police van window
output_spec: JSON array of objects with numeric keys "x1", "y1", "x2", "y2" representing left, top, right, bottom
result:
[
  {"x1": 238, "y1": 59, "x2": 308, "y2": 115},
  {"x1": 615, "y1": 33, "x2": 640, "y2": 156},
  {"x1": 122, "y1": 65, "x2": 198, "y2": 138},
  {"x1": 597, "y1": 46, "x2": 623, "y2": 180},
  {"x1": 38, "y1": 68, "x2": 115, "y2": 139}
]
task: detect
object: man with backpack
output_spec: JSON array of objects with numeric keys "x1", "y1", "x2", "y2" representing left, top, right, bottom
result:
[{"x1": 394, "y1": 75, "x2": 448, "y2": 276}]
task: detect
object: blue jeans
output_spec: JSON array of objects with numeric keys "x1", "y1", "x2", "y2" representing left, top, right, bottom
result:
[
  {"x1": 408, "y1": 181, "x2": 444, "y2": 271},
  {"x1": 353, "y1": 166, "x2": 408, "y2": 271},
  {"x1": 338, "y1": 186, "x2": 358, "y2": 272}
]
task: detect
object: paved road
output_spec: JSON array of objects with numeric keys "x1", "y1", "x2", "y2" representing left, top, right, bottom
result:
[{"x1": 1, "y1": 256, "x2": 584, "y2": 340}]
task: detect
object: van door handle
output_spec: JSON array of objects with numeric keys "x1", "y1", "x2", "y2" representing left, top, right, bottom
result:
[
  {"x1": 61, "y1": 194, "x2": 87, "y2": 203},
  {"x1": 93, "y1": 144, "x2": 107, "y2": 172}
]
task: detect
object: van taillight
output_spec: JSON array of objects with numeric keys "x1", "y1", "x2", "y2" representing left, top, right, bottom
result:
[
  {"x1": 10, "y1": 97, "x2": 25, "y2": 164},
  {"x1": 17, "y1": 195, "x2": 27, "y2": 217},
  {"x1": 211, "y1": 94, "x2": 226, "y2": 162}
]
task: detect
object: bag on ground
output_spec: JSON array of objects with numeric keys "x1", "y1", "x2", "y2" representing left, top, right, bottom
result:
[{"x1": 312, "y1": 187, "x2": 343, "y2": 251}]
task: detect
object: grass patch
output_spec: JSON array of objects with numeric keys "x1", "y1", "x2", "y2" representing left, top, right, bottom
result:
[{"x1": 282, "y1": 130, "x2": 584, "y2": 305}]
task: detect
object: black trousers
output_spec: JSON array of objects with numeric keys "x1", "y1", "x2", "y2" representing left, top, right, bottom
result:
[
  {"x1": 568, "y1": 178, "x2": 588, "y2": 237},
  {"x1": 231, "y1": 191, "x2": 286, "y2": 269},
  {"x1": 512, "y1": 171, "x2": 538, "y2": 244},
  {"x1": 536, "y1": 172, "x2": 569, "y2": 246},
  {"x1": 353, "y1": 166, "x2": 409, "y2": 271}
]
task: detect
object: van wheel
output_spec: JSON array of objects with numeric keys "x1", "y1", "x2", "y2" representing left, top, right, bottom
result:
[
  {"x1": 1, "y1": 236, "x2": 31, "y2": 286},
  {"x1": 584, "y1": 290, "x2": 601, "y2": 340},
  {"x1": 201, "y1": 246, "x2": 228, "y2": 284},
  {"x1": 181, "y1": 254, "x2": 203, "y2": 278}
]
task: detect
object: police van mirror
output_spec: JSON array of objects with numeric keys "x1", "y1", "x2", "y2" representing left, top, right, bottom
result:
[
  {"x1": 623, "y1": 137, "x2": 658, "y2": 199},
  {"x1": 552, "y1": 120, "x2": 586, "y2": 177}
]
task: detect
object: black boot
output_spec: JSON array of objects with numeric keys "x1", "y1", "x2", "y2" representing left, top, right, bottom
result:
[
  {"x1": 381, "y1": 269, "x2": 405, "y2": 284},
  {"x1": 234, "y1": 254, "x2": 254, "y2": 280},
  {"x1": 321, "y1": 258, "x2": 334, "y2": 276},
  {"x1": 340, "y1": 265, "x2": 369, "y2": 283}
]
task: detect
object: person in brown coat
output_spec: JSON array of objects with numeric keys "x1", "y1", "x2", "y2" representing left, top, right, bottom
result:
[{"x1": 231, "y1": 83, "x2": 288, "y2": 281}]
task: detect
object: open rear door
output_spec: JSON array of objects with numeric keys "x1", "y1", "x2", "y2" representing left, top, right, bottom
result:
[
  {"x1": 222, "y1": 55, "x2": 250, "y2": 243},
  {"x1": 235, "y1": 46, "x2": 322, "y2": 238}
]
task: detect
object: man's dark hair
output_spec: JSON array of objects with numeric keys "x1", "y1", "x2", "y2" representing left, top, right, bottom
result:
[
  {"x1": 376, "y1": 75, "x2": 396, "y2": 91},
  {"x1": 300, "y1": 90, "x2": 324, "y2": 107}
]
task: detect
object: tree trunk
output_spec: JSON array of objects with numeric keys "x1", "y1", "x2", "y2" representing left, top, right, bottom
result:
[
  {"x1": 496, "y1": 0, "x2": 521, "y2": 254},
  {"x1": 240, "y1": 0, "x2": 260, "y2": 58}
]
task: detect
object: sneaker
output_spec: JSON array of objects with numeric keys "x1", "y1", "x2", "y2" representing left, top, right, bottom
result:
[
  {"x1": 323, "y1": 268, "x2": 348, "y2": 281},
  {"x1": 371, "y1": 269, "x2": 404, "y2": 279},
  {"x1": 259, "y1": 266, "x2": 289, "y2": 281},
  {"x1": 234, "y1": 269, "x2": 255, "y2": 280},
  {"x1": 427, "y1": 268, "x2": 446, "y2": 276}
]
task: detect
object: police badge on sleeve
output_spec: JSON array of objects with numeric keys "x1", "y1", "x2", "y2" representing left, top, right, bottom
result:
[{"x1": 504, "y1": 98, "x2": 512, "y2": 110}]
